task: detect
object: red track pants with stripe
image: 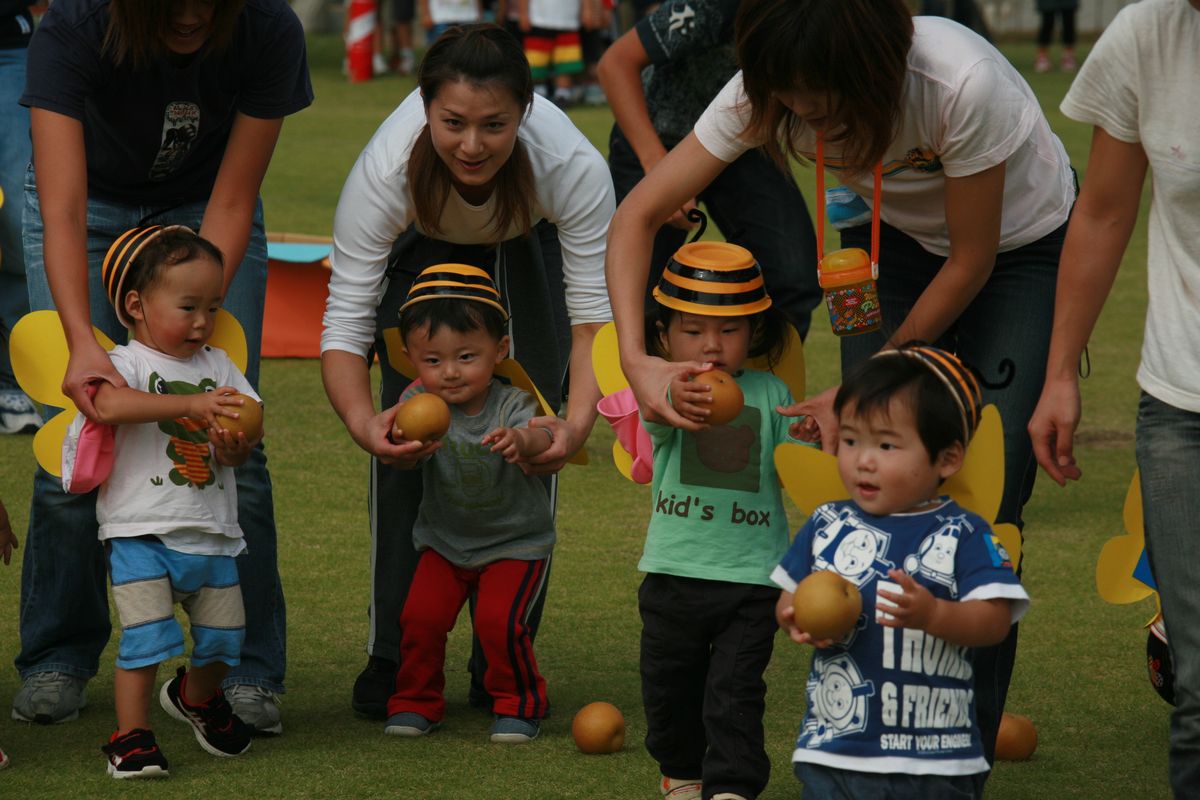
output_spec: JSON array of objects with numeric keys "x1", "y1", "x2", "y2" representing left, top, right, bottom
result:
[{"x1": 388, "y1": 549, "x2": 549, "y2": 721}]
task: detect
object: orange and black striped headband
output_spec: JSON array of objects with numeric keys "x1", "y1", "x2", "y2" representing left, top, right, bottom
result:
[
  {"x1": 874, "y1": 345, "x2": 983, "y2": 443},
  {"x1": 102, "y1": 225, "x2": 194, "y2": 329},
  {"x1": 399, "y1": 264, "x2": 509, "y2": 320},
  {"x1": 652, "y1": 241, "x2": 772, "y2": 317}
]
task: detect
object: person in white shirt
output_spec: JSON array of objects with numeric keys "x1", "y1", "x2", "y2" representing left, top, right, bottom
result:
[
  {"x1": 1028, "y1": 1, "x2": 1200, "y2": 793},
  {"x1": 605, "y1": 0, "x2": 1075, "y2": 767},
  {"x1": 321, "y1": 23, "x2": 614, "y2": 719}
]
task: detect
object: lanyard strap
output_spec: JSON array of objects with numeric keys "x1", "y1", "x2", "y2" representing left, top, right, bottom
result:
[{"x1": 815, "y1": 133, "x2": 883, "y2": 271}]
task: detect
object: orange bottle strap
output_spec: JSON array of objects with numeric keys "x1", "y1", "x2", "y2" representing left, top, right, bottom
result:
[{"x1": 815, "y1": 133, "x2": 883, "y2": 272}]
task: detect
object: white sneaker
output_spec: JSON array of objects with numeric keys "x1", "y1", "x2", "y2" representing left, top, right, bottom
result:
[
  {"x1": 11, "y1": 671, "x2": 88, "y2": 724},
  {"x1": 661, "y1": 776, "x2": 702, "y2": 800},
  {"x1": 398, "y1": 48, "x2": 415, "y2": 75},
  {"x1": 373, "y1": 52, "x2": 389, "y2": 76},
  {"x1": 0, "y1": 390, "x2": 42, "y2": 435},
  {"x1": 224, "y1": 684, "x2": 282, "y2": 736}
]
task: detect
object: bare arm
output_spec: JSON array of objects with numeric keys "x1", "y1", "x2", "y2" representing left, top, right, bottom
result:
[
  {"x1": 92, "y1": 382, "x2": 244, "y2": 429},
  {"x1": 320, "y1": 348, "x2": 437, "y2": 467},
  {"x1": 1028, "y1": 128, "x2": 1147, "y2": 485},
  {"x1": 30, "y1": 108, "x2": 126, "y2": 418},
  {"x1": 200, "y1": 114, "x2": 284, "y2": 294},
  {"x1": 597, "y1": 27, "x2": 698, "y2": 231},
  {"x1": 787, "y1": 162, "x2": 1008, "y2": 453},
  {"x1": 523, "y1": 321, "x2": 604, "y2": 473},
  {"x1": 887, "y1": 163, "x2": 1005, "y2": 347},
  {"x1": 606, "y1": 133, "x2": 729, "y2": 429},
  {"x1": 877, "y1": 569, "x2": 1012, "y2": 647}
]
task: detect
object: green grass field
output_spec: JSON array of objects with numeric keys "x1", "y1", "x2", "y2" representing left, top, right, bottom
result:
[{"x1": 0, "y1": 34, "x2": 1167, "y2": 798}]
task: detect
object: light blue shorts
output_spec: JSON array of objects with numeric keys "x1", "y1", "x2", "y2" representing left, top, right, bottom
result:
[{"x1": 107, "y1": 537, "x2": 245, "y2": 670}]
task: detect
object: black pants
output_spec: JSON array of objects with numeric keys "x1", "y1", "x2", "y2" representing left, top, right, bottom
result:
[
  {"x1": 639, "y1": 573, "x2": 778, "y2": 800},
  {"x1": 1037, "y1": 9, "x2": 1077, "y2": 47}
]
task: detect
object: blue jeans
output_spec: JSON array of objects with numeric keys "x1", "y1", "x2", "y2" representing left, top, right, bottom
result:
[
  {"x1": 608, "y1": 125, "x2": 822, "y2": 340},
  {"x1": 796, "y1": 762, "x2": 986, "y2": 800},
  {"x1": 838, "y1": 219, "x2": 1066, "y2": 765},
  {"x1": 0, "y1": 46, "x2": 31, "y2": 392},
  {"x1": 16, "y1": 172, "x2": 286, "y2": 693},
  {"x1": 1136, "y1": 393, "x2": 1200, "y2": 798}
]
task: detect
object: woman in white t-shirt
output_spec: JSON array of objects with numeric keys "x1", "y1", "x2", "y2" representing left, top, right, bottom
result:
[
  {"x1": 605, "y1": 0, "x2": 1074, "y2": 764},
  {"x1": 321, "y1": 24, "x2": 614, "y2": 719},
  {"x1": 1028, "y1": 1, "x2": 1200, "y2": 793}
]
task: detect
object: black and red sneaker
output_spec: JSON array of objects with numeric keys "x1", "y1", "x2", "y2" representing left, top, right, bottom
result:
[
  {"x1": 159, "y1": 667, "x2": 251, "y2": 758},
  {"x1": 101, "y1": 728, "x2": 169, "y2": 779}
]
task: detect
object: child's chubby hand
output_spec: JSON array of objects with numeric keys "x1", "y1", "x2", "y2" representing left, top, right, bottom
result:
[
  {"x1": 208, "y1": 426, "x2": 257, "y2": 466},
  {"x1": 0, "y1": 500, "x2": 18, "y2": 567},
  {"x1": 386, "y1": 429, "x2": 442, "y2": 469},
  {"x1": 481, "y1": 426, "x2": 521, "y2": 463},
  {"x1": 876, "y1": 569, "x2": 938, "y2": 631},
  {"x1": 776, "y1": 591, "x2": 835, "y2": 648},
  {"x1": 187, "y1": 386, "x2": 246, "y2": 432}
]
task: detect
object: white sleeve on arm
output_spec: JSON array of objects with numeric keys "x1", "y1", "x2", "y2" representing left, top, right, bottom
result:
[
  {"x1": 692, "y1": 72, "x2": 761, "y2": 164},
  {"x1": 1060, "y1": 8, "x2": 1139, "y2": 143},
  {"x1": 321, "y1": 129, "x2": 417, "y2": 358},
  {"x1": 539, "y1": 137, "x2": 616, "y2": 325},
  {"x1": 938, "y1": 59, "x2": 1037, "y2": 177}
]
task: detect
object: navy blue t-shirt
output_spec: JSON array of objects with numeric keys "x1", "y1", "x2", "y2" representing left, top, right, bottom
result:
[
  {"x1": 21, "y1": 0, "x2": 312, "y2": 205},
  {"x1": 772, "y1": 499, "x2": 1029, "y2": 776}
]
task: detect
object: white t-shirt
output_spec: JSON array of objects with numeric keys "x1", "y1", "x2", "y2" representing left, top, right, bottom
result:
[
  {"x1": 693, "y1": 16, "x2": 1074, "y2": 257},
  {"x1": 80, "y1": 340, "x2": 257, "y2": 556},
  {"x1": 428, "y1": 0, "x2": 478, "y2": 26},
  {"x1": 322, "y1": 91, "x2": 614, "y2": 358},
  {"x1": 1061, "y1": 0, "x2": 1200, "y2": 413},
  {"x1": 529, "y1": 0, "x2": 580, "y2": 31}
]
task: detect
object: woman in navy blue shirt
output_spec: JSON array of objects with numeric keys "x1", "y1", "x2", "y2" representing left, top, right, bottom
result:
[{"x1": 13, "y1": 0, "x2": 311, "y2": 735}]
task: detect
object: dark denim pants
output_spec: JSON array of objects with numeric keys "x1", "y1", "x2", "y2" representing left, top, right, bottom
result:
[
  {"x1": 838, "y1": 218, "x2": 1066, "y2": 764},
  {"x1": 608, "y1": 125, "x2": 822, "y2": 340},
  {"x1": 17, "y1": 171, "x2": 286, "y2": 693},
  {"x1": 1136, "y1": 393, "x2": 1200, "y2": 798},
  {"x1": 0, "y1": 46, "x2": 31, "y2": 392},
  {"x1": 796, "y1": 762, "x2": 987, "y2": 800}
]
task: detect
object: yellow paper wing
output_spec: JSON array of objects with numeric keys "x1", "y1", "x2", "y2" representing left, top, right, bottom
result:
[
  {"x1": 32, "y1": 411, "x2": 74, "y2": 477},
  {"x1": 12, "y1": 311, "x2": 117, "y2": 408},
  {"x1": 942, "y1": 404, "x2": 1004, "y2": 522},
  {"x1": 1096, "y1": 470, "x2": 1156, "y2": 605},
  {"x1": 590, "y1": 322, "x2": 628, "y2": 397},
  {"x1": 11, "y1": 309, "x2": 249, "y2": 478},
  {"x1": 209, "y1": 309, "x2": 247, "y2": 374},
  {"x1": 611, "y1": 441, "x2": 635, "y2": 481},
  {"x1": 774, "y1": 442, "x2": 846, "y2": 516},
  {"x1": 748, "y1": 322, "x2": 805, "y2": 402}
]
